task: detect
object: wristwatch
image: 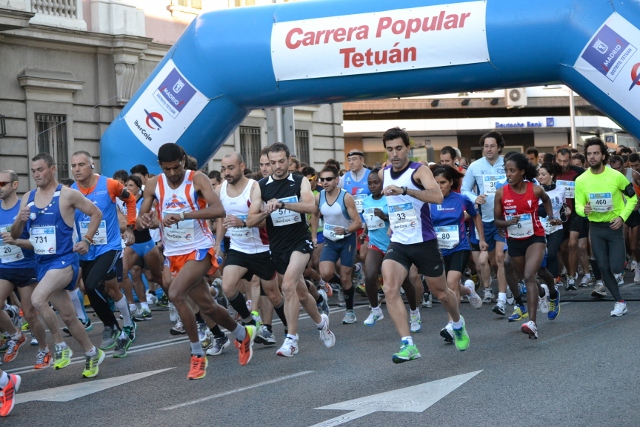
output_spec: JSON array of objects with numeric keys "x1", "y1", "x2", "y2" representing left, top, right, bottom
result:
[{"x1": 401, "y1": 186, "x2": 408, "y2": 196}]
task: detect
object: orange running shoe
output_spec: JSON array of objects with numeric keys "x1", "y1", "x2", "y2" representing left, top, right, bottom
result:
[
  {"x1": 323, "y1": 281, "x2": 333, "y2": 297},
  {"x1": 187, "y1": 354, "x2": 207, "y2": 380},
  {"x1": 0, "y1": 373, "x2": 21, "y2": 417},
  {"x1": 3, "y1": 334, "x2": 26, "y2": 363},
  {"x1": 236, "y1": 325, "x2": 256, "y2": 366},
  {"x1": 34, "y1": 348, "x2": 52, "y2": 369}
]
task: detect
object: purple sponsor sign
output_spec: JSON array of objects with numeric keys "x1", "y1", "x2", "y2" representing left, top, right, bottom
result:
[
  {"x1": 581, "y1": 25, "x2": 636, "y2": 81},
  {"x1": 156, "y1": 68, "x2": 197, "y2": 114}
]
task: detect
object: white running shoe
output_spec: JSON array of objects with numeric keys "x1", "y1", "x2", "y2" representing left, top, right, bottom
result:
[
  {"x1": 276, "y1": 336, "x2": 299, "y2": 357},
  {"x1": 465, "y1": 280, "x2": 483, "y2": 309},
  {"x1": 409, "y1": 311, "x2": 421, "y2": 333},
  {"x1": 342, "y1": 310, "x2": 357, "y2": 324},
  {"x1": 364, "y1": 308, "x2": 384, "y2": 326},
  {"x1": 579, "y1": 274, "x2": 592, "y2": 287},
  {"x1": 611, "y1": 301, "x2": 628, "y2": 317},
  {"x1": 615, "y1": 272, "x2": 624, "y2": 286},
  {"x1": 318, "y1": 313, "x2": 336, "y2": 348},
  {"x1": 482, "y1": 288, "x2": 495, "y2": 304},
  {"x1": 521, "y1": 321, "x2": 538, "y2": 339},
  {"x1": 538, "y1": 284, "x2": 550, "y2": 314},
  {"x1": 421, "y1": 293, "x2": 432, "y2": 308},
  {"x1": 168, "y1": 302, "x2": 178, "y2": 323},
  {"x1": 635, "y1": 268, "x2": 640, "y2": 284}
]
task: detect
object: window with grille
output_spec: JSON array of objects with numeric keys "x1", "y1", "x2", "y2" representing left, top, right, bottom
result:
[
  {"x1": 35, "y1": 114, "x2": 69, "y2": 181},
  {"x1": 239, "y1": 126, "x2": 262, "y2": 172},
  {"x1": 295, "y1": 130, "x2": 310, "y2": 164}
]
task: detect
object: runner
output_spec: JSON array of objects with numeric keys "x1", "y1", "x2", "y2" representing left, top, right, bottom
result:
[
  {"x1": 11, "y1": 152, "x2": 105, "y2": 377},
  {"x1": 0, "y1": 170, "x2": 50, "y2": 368},
  {"x1": 247, "y1": 142, "x2": 335, "y2": 357},
  {"x1": 380, "y1": 127, "x2": 470, "y2": 363},
  {"x1": 461, "y1": 132, "x2": 509, "y2": 314},
  {"x1": 494, "y1": 153, "x2": 561, "y2": 338},
  {"x1": 313, "y1": 165, "x2": 362, "y2": 324},
  {"x1": 70, "y1": 151, "x2": 138, "y2": 358},
  {"x1": 138, "y1": 143, "x2": 255, "y2": 379},
  {"x1": 429, "y1": 165, "x2": 485, "y2": 342},
  {"x1": 575, "y1": 138, "x2": 637, "y2": 317},
  {"x1": 217, "y1": 152, "x2": 288, "y2": 346}
]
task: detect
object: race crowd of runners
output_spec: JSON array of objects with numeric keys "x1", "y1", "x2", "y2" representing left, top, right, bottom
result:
[{"x1": 0, "y1": 127, "x2": 636, "y2": 417}]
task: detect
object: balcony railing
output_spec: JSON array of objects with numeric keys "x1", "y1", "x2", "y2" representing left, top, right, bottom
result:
[{"x1": 31, "y1": 0, "x2": 79, "y2": 19}]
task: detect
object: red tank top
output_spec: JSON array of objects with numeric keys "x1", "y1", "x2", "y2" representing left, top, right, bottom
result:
[{"x1": 501, "y1": 182, "x2": 545, "y2": 239}]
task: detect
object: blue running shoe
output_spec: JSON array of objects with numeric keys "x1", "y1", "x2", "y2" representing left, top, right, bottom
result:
[
  {"x1": 548, "y1": 288, "x2": 560, "y2": 320},
  {"x1": 508, "y1": 304, "x2": 528, "y2": 322}
]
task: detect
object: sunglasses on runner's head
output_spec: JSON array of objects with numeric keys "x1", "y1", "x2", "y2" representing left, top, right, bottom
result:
[
  {"x1": 307, "y1": 176, "x2": 316, "y2": 181},
  {"x1": 0, "y1": 181, "x2": 15, "y2": 187},
  {"x1": 318, "y1": 177, "x2": 336, "y2": 182}
]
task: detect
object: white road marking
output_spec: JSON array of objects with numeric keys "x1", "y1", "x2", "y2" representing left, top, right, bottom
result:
[
  {"x1": 161, "y1": 370, "x2": 314, "y2": 410},
  {"x1": 310, "y1": 370, "x2": 483, "y2": 427},
  {"x1": 15, "y1": 368, "x2": 174, "y2": 404}
]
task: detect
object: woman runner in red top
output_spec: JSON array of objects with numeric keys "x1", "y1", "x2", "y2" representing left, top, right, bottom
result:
[{"x1": 494, "y1": 153, "x2": 560, "y2": 339}]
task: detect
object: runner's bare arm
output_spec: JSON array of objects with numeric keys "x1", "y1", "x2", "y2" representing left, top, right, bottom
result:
[
  {"x1": 493, "y1": 187, "x2": 513, "y2": 229},
  {"x1": 273, "y1": 177, "x2": 316, "y2": 215},
  {"x1": 343, "y1": 193, "x2": 362, "y2": 233},
  {"x1": 137, "y1": 176, "x2": 158, "y2": 229},
  {"x1": 246, "y1": 182, "x2": 269, "y2": 228},
  {"x1": 311, "y1": 192, "x2": 320, "y2": 242},
  {"x1": 187, "y1": 171, "x2": 225, "y2": 220},
  {"x1": 383, "y1": 165, "x2": 443, "y2": 204},
  {"x1": 10, "y1": 194, "x2": 31, "y2": 240}
]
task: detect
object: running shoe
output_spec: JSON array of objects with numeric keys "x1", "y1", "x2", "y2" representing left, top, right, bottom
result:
[
  {"x1": 355, "y1": 284, "x2": 367, "y2": 297},
  {"x1": 364, "y1": 308, "x2": 384, "y2": 326},
  {"x1": 317, "y1": 289, "x2": 330, "y2": 317},
  {"x1": 482, "y1": 288, "x2": 495, "y2": 304},
  {"x1": 34, "y1": 348, "x2": 52, "y2": 369},
  {"x1": 378, "y1": 289, "x2": 386, "y2": 305},
  {"x1": 320, "y1": 280, "x2": 333, "y2": 297},
  {"x1": 409, "y1": 312, "x2": 421, "y2": 333},
  {"x1": 440, "y1": 323, "x2": 454, "y2": 343},
  {"x1": 318, "y1": 313, "x2": 336, "y2": 348},
  {"x1": 465, "y1": 280, "x2": 483, "y2": 309},
  {"x1": 100, "y1": 326, "x2": 119, "y2": 350},
  {"x1": 125, "y1": 323, "x2": 137, "y2": 342},
  {"x1": 508, "y1": 304, "x2": 528, "y2": 322},
  {"x1": 539, "y1": 284, "x2": 550, "y2": 314},
  {"x1": 635, "y1": 268, "x2": 640, "y2": 284},
  {"x1": 628, "y1": 260, "x2": 638, "y2": 271},
  {"x1": 206, "y1": 335, "x2": 230, "y2": 356},
  {"x1": 506, "y1": 287, "x2": 515, "y2": 306},
  {"x1": 187, "y1": 354, "x2": 207, "y2": 380},
  {"x1": 548, "y1": 288, "x2": 560, "y2": 320},
  {"x1": 521, "y1": 321, "x2": 538, "y2": 339},
  {"x1": 579, "y1": 274, "x2": 593, "y2": 287},
  {"x1": 20, "y1": 322, "x2": 30, "y2": 332},
  {"x1": 615, "y1": 273, "x2": 625, "y2": 286},
  {"x1": 0, "y1": 373, "x2": 21, "y2": 417},
  {"x1": 591, "y1": 281, "x2": 607, "y2": 298},
  {"x1": 53, "y1": 344, "x2": 72, "y2": 370},
  {"x1": 170, "y1": 319, "x2": 186, "y2": 335},
  {"x1": 201, "y1": 330, "x2": 214, "y2": 350},
  {"x1": 62, "y1": 317, "x2": 92, "y2": 336},
  {"x1": 132, "y1": 308, "x2": 153, "y2": 321},
  {"x1": 3, "y1": 334, "x2": 26, "y2": 363},
  {"x1": 611, "y1": 301, "x2": 628, "y2": 317},
  {"x1": 256, "y1": 325, "x2": 276, "y2": 346},
  {"x1": 82, "y1": 349, "x2": 105, "y2": 378},
  {"x1": 518, "y1": 280, "x2": 527, "y2": 295},
  {"x1": 337, "y1": 289, "x2": 345, "y2": 307},
  {"x1": 352, "y1": 263, "x2": 365, "y2": 286},
  {"x1": 5, "y1": 306, "x2": 21, "y2": 330},
  {"x1": 453, "y1": 322, "x2": 470, "y2": 351},
  {"x1": 276, "y1": 336, "x2": 299, "y2": 357},
  {"x1": 157, "y1": 294, "x2": 169, "y2": 307},
  {"x1": 113, "y1": 332, "x2": 132, "y2": 359},
  {"x1": 197, "y1": 321, "x2": 208, "y2": 342},
  {"x1": 392, "y1": 341, "x2": 421, "y2": 364},
  {"x1": 146, "y1": 292, "x2": 158, "y2": 305},
  {"x1": 30, "y1": 334, "x2": 38, "y2": 346},
  {"x1": 168, "y1": 303, "x2": 178, "y2": 323},
  {"x1": 236, "y1": 325, "x2": 256, "y2": 366},
  {"x1": 566, "y1": 274, "x2": 577, "y2": 291},
  {"x1": 342, "y1": 309, "x2": 357, "y2": 324},
  {"x1": 0, "y1": 335, "x2": 8, "y2": 353},
  {"x1": 421, "y1": 292, "x2": 432, "y2": 308},
  {"x1": 492, "y1": 299, "x2": 506, "y2": 316}
]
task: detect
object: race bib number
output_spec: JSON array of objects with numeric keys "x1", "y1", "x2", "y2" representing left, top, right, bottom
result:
[
  {"x1": 30, "y1": 226, "x2": 57, "y2": 255},
  {"x1": 270, "y1": 196, "x2": 301, "y2": 226},
  {"x1": 506, "y1": 213, "x2": 534, "y2": 239},
  {"x1": 435, "y1": 225, "x2": 459, "y2": 250},
  {"x1": 353, "y1": 194, "x2": 366, "y2": 214},
  {"x1": 79, "y1": 220, "x2": 108, "y2": 245},
  {"x1": 323, "y1": 223, "x2": 345, "y2": 241},
  {"x1": 229, "y1": 214, "x2": 252, "y2": 242},
  {"x1": 164, "y1": 214, "x2": 195, "y2": 243},
  {"x1": 540, "y1": 217, "x2": 562, "y2": 235},
  {"x1": 483, "y1": 175, "x2": 506, "y2": 195},
  {"x1": 389, "y1": 202, "x2": 418, "y2": 232},
  {"x1": 557, "y1": 180, "x2": 575, "y2": 199},
  {"x1": 0, "y1": 225, "x2": 24, "y2": 264},
  {"x1": 589, "y1": 193, "x2": 613, "y2": 213},
  {"x1": 364, "y1": 208, "x2": 385, "y2": 230}
]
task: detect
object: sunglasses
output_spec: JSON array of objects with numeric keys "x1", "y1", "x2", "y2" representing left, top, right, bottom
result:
[
  {"x1": 318, "y1": 177, "x2": 336, "y2": 182},
  {"x1": 307, "y1": 176, "x2": 316, "y2": 181},
  {"x1": 0, "y1": 181, "x2": 15, "y2": 187}
]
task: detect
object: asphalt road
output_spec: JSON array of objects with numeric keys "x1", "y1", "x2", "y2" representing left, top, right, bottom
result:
[{"x1": 3, "y1": 277, "x2": 640, "y2": 426}]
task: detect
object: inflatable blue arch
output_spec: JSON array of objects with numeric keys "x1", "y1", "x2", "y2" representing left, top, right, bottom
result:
[{"x1": 100, "y1": 0, "x2": 640, "y2": 175}]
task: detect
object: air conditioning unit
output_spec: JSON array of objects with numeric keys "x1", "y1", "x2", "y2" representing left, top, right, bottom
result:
[{"x1": 505, "y1": 88, "x2": 527, "y2": 108}]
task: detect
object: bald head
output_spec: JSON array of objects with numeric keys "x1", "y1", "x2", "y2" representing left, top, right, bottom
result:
[{"x1": 221, "y1": 152, "x2": 246, "y2": 185}]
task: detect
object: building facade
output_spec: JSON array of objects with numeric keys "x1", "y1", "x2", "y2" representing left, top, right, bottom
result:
[{"x1": 0, "y1": 0, "x2": 344, "y2": 192}]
